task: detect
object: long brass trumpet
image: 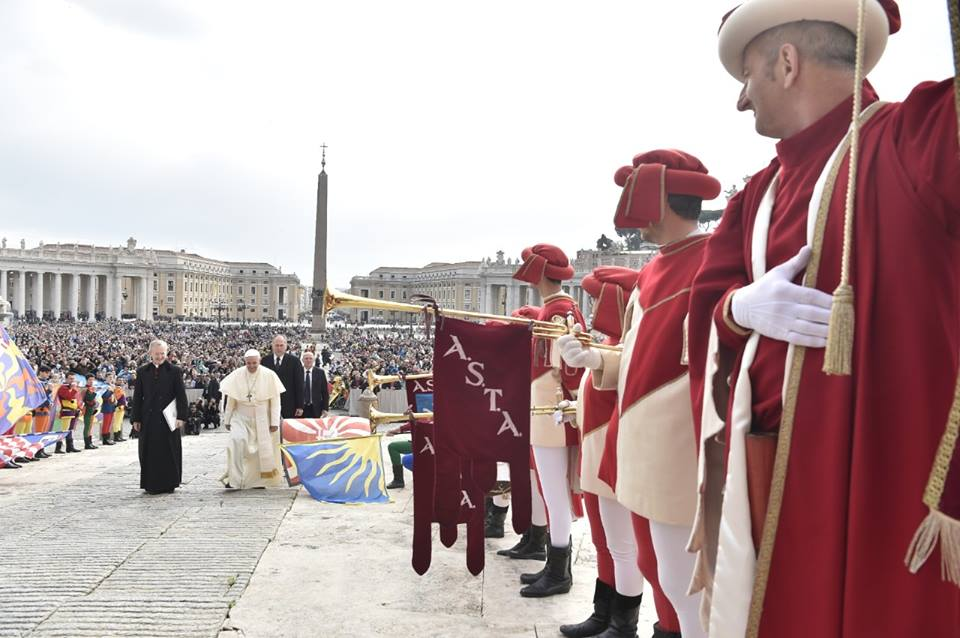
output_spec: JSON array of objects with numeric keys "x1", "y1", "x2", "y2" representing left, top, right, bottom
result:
[
  {"x1": 368, "y1": 407, "x2": 434, "y2": 428},
  {"x1": 324, "y1": 288, "x2": 620, "y2": 352},
  {"x1": 366, "y1": 369, "x2": 433, "y2": 392},
  {"x1": 531, "y1": 404, "x2": 578, "y2": 416}
]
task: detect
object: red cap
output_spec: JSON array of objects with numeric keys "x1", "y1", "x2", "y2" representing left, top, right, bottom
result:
[
  {"x1": 613, "y1": 149, "x2": 721, "y2": 229},
  {"x1": 581, "y1": 266, "x2": 637, "y2": 339},
  {"x1": 513, "y1": 244, "x2": 575, "y2": 284},
  {"x1": 511, "y1": 305, "x2": 541, "y2": 320}
]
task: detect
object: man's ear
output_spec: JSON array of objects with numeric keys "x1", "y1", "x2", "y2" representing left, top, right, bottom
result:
[{"x1": 780, "y1": 43, "x2": 800, "y2": 89}]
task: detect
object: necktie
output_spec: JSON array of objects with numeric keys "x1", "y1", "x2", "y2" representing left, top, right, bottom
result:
[{"x1": 305, "y1": 370, "x2": 312, "y2": 405}]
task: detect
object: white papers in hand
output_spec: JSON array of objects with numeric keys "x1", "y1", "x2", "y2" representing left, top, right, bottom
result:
[{"x1": 162, "y1": 400, "x2": 178, "y2": 431}]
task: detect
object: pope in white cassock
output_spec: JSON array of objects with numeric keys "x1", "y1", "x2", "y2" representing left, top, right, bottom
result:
[{"x1": 220, "y1": 349, "x2": 287, "y2": 489}]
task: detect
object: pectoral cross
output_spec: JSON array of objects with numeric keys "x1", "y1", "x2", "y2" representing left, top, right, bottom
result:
[{"x1": 246, "y1": 392, "x2": 254, "y2": 401}]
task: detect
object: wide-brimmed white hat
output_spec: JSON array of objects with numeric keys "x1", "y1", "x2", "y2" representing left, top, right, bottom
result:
[{"x1": 718, "y1": 0, "x2": 899, "y2": 80}]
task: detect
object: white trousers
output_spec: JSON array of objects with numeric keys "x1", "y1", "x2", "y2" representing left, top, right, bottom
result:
[
  {"x1": 530, "y1": 468, "x2": 548, "y2": 526},
  {"x1": 649, "y1": 520, "x2": 705, "y2": 638},
  {"x1": 598, "y1": 496, "x2": 645, "y2": 597},
  {"x1": 532, "y1": 446, "x2": 572, "y2": 547}
]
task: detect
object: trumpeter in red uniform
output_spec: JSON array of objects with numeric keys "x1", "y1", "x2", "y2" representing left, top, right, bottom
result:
[
  {"x1": 512, "y1": 244, "x2": 586, "y2": 598},
  {"x1": 562, "y1": 150, "x2": 721, "y2": 637}
]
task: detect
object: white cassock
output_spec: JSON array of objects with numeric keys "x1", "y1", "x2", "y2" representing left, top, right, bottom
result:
[{"x1": 219, "y1": 366, "x2": 286, "y2": 489}]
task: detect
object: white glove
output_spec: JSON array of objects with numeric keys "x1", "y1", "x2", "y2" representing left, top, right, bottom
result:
[
  {"x1": 557, "y1": 325, "x2": 602, "y2": 370},
  {"x1": 553, "y1": 399, "x2": 577, "y2": 425},
  {"x1": 731, "y1": 246, "x2": 833, "y2": 348}
]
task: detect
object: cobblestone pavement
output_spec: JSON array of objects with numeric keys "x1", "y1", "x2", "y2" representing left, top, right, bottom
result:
[
  {"x1": 0, "y1": 429, "x2": 296, "y2": 638},
  {"x1": 0, "y1": 428, "x2": 658, "y2": 638}
]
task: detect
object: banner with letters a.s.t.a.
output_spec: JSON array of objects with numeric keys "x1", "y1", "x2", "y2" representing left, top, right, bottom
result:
[
  {"x1": 404, "y1": 375, "x2": 434, "y2": 413},
  {"x1": 432, "y1": 317, "x2": 532, "y2": 536}
]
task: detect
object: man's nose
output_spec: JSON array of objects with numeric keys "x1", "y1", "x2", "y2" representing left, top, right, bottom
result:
[{"x1": 737, "y1": 85, "x2": 751, "y2": 112}]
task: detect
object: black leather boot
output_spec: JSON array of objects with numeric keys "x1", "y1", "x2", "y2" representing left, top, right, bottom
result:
[
  {"x1": 84, "y1": 436, "x2": 97, "y2": 450},
  {"x1": 113, "y1": 431, "x2": 127, "y2": 443},
  {"x1": 596, "y1": 593, "x2": 642, "y2": 637},
  {"x1": 386, "y1": 464, "x2": 405, "y2": 489},
  {"x1": 497, "y1": 528, "x2": 529, "y2": 557},
  {"x1": 520, "y1": 539, "x2": 572, "y2": 598},
  {"x1": 101, "y1": 433, "x2": 114, "y2": 446},
  {"x1": 509, "y1": 524, "x2": 548, "y2": 561},
  {"x1": 560, "y1": 579, "x2": 616, "y2": 637},
  {"x1": 651, "y1": 622, "x2": 681, "y2": 638},
  {"x1": 66, "y1": 434, "x2": 81, "y2": 453},
  {"x1": 485, "y1": 502, "x2": 508, "y2": 539},
  {"x1": 55, "y1": 440, "x2": 65, "y2": 454}
]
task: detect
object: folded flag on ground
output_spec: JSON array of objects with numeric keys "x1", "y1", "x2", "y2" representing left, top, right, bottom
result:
[
  {"x1": 281, "y1": 434, "x2": 389, "y2": 504},
  {"x1": 280, "y1": 416, "x2": 372, "y2": 486}
]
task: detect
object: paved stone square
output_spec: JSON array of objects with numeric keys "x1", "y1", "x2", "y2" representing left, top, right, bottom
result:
[{"x1": 0, "y1": 429, "x2": 657, "y2": 637}]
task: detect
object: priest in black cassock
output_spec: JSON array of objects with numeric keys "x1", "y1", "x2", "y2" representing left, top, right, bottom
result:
[{"x1": 130, "y1": 339, "x2": 189, "y2": 494}]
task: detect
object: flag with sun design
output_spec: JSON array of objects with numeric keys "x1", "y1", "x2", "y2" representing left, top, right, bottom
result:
[{"x1": 281, "y1": 434, "x2": 390, "y2": 504}]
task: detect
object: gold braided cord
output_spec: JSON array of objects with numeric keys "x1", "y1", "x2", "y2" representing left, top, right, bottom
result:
[{"x1": 822, "y1": 0, "x2": 867, "y2": 376}]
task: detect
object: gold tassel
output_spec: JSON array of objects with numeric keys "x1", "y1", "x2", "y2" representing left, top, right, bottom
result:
[
  {"x1": 823, "y1": 283, "x2": 855, "y2": 375},
  {"x1": 906, "y1": 509, "x2": 960, "y2": 586}
]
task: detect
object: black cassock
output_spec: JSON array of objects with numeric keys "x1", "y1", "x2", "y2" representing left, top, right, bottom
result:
[{"x1": 130, "y1": 361, "x2": 188, "y2": 493}]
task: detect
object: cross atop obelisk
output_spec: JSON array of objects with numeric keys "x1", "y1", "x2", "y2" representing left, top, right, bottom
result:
[{"x1": 311, "y1": 144, "x2": 328, "y2": 333}]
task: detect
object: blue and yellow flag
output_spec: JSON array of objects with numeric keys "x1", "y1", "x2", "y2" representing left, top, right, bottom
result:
[
  {"x1": 0, "y1": 326, "x2": 47, "y2": 436},
  {"x1": 281, "y1": 434, "x2": 390, "y2": 504}
]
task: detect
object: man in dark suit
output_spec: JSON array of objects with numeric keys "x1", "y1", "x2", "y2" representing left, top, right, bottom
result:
[
  {"x1": 260, "y1": 335, "x2": 303, "y2": 420},
  {"x1": 300, "y1": 351, "x2": 329, "y2": 419}
]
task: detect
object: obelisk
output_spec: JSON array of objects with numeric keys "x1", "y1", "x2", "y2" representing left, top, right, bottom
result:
[{"x1": 311, "y1": 144, "x2": 328, "y2": 333}]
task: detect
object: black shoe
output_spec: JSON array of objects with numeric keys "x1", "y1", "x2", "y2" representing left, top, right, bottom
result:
[
  {"x1": 650, "y1": 622, "x2": 680, "y2": 638},
  {"x1": 84, "y1": 437, "x2": 98, "y2": 450},
  {"x1": 508, "y1": 524, "x2": 548, "y2": 561},
  {"x1": 102, "y1": 436, "x2": 114, "y2": 446},
  {"x1": 55, "y1": 441, "x2": 63, "y2": 454},
  {"x1": 113, "y1": 432, "x2": 127, "y2": 443},
  {"x1": 54, "y1": 448, "x2": 66, "y2": 455},
  {"x1": 497, "y1": 529, "x2": 530, "y2": 557},
  {"x1": 35, "y1": 450, "x2": 50, "y2": 459},
  {"x1": 520, "y1": 539, "x2": 573, "y2": 598},
  {"x1": 520, "y1": 564, "x2": 547, "y2": 585},
  {"x1": 385, "y1": 463, "x2": 405, "y2": 489},
  {"x1": 4, "y1": 460, "x2": 22, "y2": 469},
  {"x1": 485, "y1": 501, "x2": 508, "y2": 539},
  {"x1": 560, "y1": 579, "x2": 616, "y2": 637},
  {"x1": 595, "y1": 593, "x2": 642, "y2": 637}
]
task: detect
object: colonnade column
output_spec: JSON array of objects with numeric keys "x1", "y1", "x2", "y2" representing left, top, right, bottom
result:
[
  {"x1": 84, "y1": 274, "x2": 96, "y2": 321},
  {"x1": 34, "y1": 271, "x2": 44, "y2": 319},
  {"x1": 68, "y1": 274, "x2": 80, "y2": 321},
  {"x1": 16, "y1": 270, "x2": 26, "y2": 317},
  {"x1": 51, "y1": 273, "x2": 62, "y2": 319}
]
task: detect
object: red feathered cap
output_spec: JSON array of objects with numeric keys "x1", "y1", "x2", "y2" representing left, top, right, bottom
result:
[
  {"x1": 513, "y1": 244, "x2": 575, "y2": 284},
  {"x1": 581, "y1": 266, "x2": 637, "y2": 339},
  {"x1": 511, "y1": 305, "x2": 541, "y2": 320},
  {"x1": 613, "y1": 149, "x2": 721, "y2": 230}
]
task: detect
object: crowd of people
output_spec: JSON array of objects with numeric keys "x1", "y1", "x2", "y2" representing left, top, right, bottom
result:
[{"x1": 3, "y1": 321, "x2": 434, "y2": 468}]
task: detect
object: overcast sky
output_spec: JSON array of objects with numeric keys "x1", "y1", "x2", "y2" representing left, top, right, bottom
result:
[{"x1": 0, "y1": 1, "x2": 954, "y2": 289}]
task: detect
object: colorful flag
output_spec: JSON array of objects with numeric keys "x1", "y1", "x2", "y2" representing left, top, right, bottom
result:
[
  {"x1": 281, "y1": 435, "x2": 389, "y2": 504},
  {"x1": 0, "y1": 326, "x2": 47, "y2": 435},
  {"x1": 0, "y1": 432, "x2": 68, "y2": 459},
  {"x1": 280, "y1": 416, "x2": 372, "y2": 486},
  {"x1": 404, "y1": 376, "x2": 434, "y2": 413}
]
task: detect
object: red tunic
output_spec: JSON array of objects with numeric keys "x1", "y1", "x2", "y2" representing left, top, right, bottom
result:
[
  {"x1": 530, "y1": 292, "x2": 585, "y2": 448},
  {"x1": 688, "y1": 80, "x2": 960, "y2": 637},
  {"x1": 596, "y1": 234, "x2": 707, "y2": 526}
]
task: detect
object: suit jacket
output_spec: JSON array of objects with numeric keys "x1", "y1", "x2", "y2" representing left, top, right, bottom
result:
[
  {"x1": 204, "y1": 378, "x2": 221, "y2": 402},
  {"x1": 302, "y1": 366, "x2": 330, "y2": 413},
  {"x1": 261, "y1": 352, "x2": 304, "y2": 418}
]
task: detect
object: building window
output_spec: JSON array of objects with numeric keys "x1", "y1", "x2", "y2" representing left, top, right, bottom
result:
[
  {"x1": 166, "y1": 281, "x2": 174, "y2": 292},
  {"x1": 153, "y1": 281, "x2": 158, "y2": 291},
  {"x1": 378, "y1": 291, "x2": 384, "y2": 299},
  {"x1": 390, "y1": 291, "x2": 396, "y2": 299},
  {"x1": 360, "y1": 289, "x2": 369, "y2": 298},
  {"x1": 464, "y1": 288, "x2": 471, "y2": 300},
  {"x1": 263, "y1": 286, "x2": 268, "y2": 296}
]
